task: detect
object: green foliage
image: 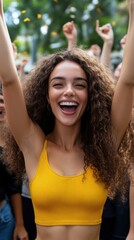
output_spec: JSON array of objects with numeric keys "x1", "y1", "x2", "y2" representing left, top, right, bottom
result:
[
  {"x1": 5, "y1": 0, "x2": 127, "y2": 56},
  {"x1": 3, "y1": 0, "x2": 11, "y2": 8}
]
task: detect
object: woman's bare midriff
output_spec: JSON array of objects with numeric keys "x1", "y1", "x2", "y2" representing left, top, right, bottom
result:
[{"x1": 35, "y1": 225, "x2": 100, "y2": 240}]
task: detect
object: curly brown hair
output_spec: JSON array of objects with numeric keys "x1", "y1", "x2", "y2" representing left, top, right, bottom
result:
[{"x1": 3, "y1": 48, "x2": 133, "y2": 199}]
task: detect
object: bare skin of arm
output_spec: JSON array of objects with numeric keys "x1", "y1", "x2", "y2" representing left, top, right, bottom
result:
[
  {"x1": 0, "y1": 0, "x2": 45, "y2": 180},
  {"x1": 10, "y1": 193, "x2": 28, "y2": 240},
  {"x1": 96, "y1": 19, "x2": 114, "y2": 67},
  {"x1": 63, "y1": 21, "x2": 77, "y2": 50},
  {"x1": 110, "y1": 0, "x2": 134, "y2": 149}
]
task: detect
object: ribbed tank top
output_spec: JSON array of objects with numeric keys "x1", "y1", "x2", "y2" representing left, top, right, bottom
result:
[{"x1": 29, "y1": 140, "x2": 107, "y2": 226}]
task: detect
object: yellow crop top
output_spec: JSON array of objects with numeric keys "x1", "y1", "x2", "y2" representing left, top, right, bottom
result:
[{"x1": 29, "y1": 140, "x2": 108, "y2": 226}]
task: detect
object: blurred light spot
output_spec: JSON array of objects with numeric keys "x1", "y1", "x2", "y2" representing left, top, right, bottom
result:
[
  {"x1": 21, "y1": 10, "x2": 27, "y2": 14},
  {"x1": 51, "y1": 31, "x2": 57, "y2": 36},
  {"x1": 40, "y1": 25, "x2": 48, "y2": 35},
  {"x1": 24, "y1": 18, "x2": 31, "y2": 22},
  {"x1": 37, "y1": 14, "x2": 42, "y2": 19}
]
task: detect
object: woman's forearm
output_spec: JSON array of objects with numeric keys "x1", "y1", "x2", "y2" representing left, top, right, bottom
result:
[{"x1": 0, "y1": 2, "x2": 18, "y2": 85}]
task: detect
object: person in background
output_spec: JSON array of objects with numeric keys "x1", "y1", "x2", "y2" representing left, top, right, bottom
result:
[
  {"x1": 62, "y1": 20, "x2": 101, "y2": 59},
  {"x1": 86, "y1": 43, "x2": 101, "y2": 59},
  {"x1": 0, "y1": 84, "x2": 28, "y2": 240},
  {"x1": 95, "y1": 19, "x2": 114, "y2": 68},
  {"x1": 11, "y1": 43, "x2": 37, "y2": 240},
  {"x1": 126, "y1": 168, "x2": 134, "y2": 240},
  {"x1": 21, "y1": 173, "x2": 37, "y2": 240},
  {"x1": 62, "y1": 21, "x2": 77, "y2": 50},
  {"x1": 114, "y1": 34, "x2": 127, "y2": 82}
]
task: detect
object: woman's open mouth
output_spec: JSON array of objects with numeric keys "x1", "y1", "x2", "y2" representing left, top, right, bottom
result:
[{"x1": 59, "y1": 101, "x2": 78, "y2": 114}]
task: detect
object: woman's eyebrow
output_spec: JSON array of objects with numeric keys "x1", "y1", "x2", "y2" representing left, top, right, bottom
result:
[
  {"x1": 50, "y1": 77, "x2": 87, "y2": 82},
  {"x1": 74, "y1": 77, "x2": 87, "y2": 81},
  {"x1": 50, "y1": 76, "x2": 65, "y2": 82}
]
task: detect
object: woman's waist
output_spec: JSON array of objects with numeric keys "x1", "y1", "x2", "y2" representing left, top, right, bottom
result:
[{"x1": 36, "y1": 224, "x2": 100, "y2": 240}]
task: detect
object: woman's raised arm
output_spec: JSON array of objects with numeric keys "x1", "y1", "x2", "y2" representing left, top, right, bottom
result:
[
  {"x1": 111, "y1": 0, "x2": 134, "y2": 149},
  {"x1": 0, "y1": 0, "x2": 32, "y2": 148}
]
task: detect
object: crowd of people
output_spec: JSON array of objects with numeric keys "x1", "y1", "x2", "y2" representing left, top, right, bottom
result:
[{"x1": 0, "y1": 0, "x2": 134, "y2": 240}]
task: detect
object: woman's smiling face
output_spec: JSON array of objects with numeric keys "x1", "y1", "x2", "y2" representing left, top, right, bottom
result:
[{"x1": 48, "y1": 60, "x2": 88, "y2": 127}]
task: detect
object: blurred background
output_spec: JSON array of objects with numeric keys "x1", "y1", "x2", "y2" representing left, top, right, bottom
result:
[{"x1": 4, "y1": 0, "x2": 128, "y2": 70}]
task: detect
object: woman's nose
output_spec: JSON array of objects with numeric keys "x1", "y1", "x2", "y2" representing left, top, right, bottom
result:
[{"x1": 64, "y1": 85, "x2": 75, "y2": 96}]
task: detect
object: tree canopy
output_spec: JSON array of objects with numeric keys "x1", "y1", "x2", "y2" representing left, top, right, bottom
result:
[{"x1": 4, "y1": 0, "x2": 128, "y2": 56}]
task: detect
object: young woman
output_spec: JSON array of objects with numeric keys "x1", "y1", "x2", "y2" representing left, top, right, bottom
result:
[{"x1": 0, "y1": 0, "x2": 134, "y2": 240}]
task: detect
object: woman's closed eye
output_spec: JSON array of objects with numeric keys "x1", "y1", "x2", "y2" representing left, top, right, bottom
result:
[
  {"x1": 53, "y1": 83, "x2": 63, "y2": 88},
  {"x1": 75, "y1": 84, "x2": 87, "y2": 89}
]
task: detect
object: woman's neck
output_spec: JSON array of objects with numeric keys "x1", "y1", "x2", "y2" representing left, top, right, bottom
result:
[{"x1": 48, "y1": 124, "x2": 82, "y2": 151}]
